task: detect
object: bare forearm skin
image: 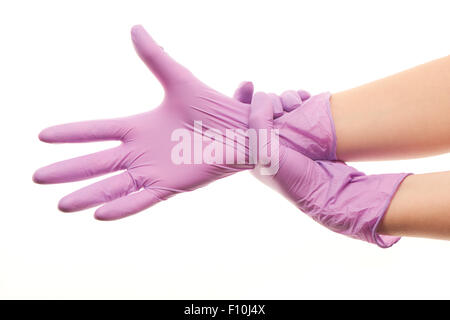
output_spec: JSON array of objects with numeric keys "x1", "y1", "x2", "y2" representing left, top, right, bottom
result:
[
  {"x1": 377, "y1": 171, "x2": 450, "y2": 240},
  {"x1": 331, "y1": 55, "x2": 450, "y2": 161}
]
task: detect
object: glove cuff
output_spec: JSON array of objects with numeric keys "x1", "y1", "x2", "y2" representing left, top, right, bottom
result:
[{"x1": 278, "y1": 92, "x2": 337, "y2": 160}]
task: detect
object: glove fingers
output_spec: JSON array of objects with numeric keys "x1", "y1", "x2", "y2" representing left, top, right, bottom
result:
[
  {"x1": 250, "y1": 92, "x2": 274, "y2": 130},
  {"x1": 280, "y1": 90, "x2": 303, "y2": 112},
  {"x1": 250, "y1": 92, "x2": 275, "y2": 167},
  {"x1": 38, "y1": 118, "x2": 127, "y2": 143},
  {"x1": 33, "y1": 146, "x2": 127, "y2": 184},
  {"x1": 94, "y1": 188, "x2": 173, "y2": 221},
  {"x1": 232, "y1": 81, "x2": 254, "y2": 104},
  {"x1": 297, "y1": 89, "x2": 311, "y2": 101},
  {"x1": 131, "y1": 25, "x2": 193, "y2": 89},
  {"x1": 58, "y1": 172, "x2": 137, "y2": 212},
  {"x1": 267, "y1": 93, "x2": 284, "y2": 118}
]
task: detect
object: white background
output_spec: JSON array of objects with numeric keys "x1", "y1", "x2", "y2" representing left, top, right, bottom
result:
[{"x1": 0, "y1": 0, "x2": 449, "y2": 299}]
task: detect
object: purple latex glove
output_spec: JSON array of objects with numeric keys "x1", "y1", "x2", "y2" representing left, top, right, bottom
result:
[
  {"x1": 234, "y1": 81, "x2": 337, "y2": 161},
  {"x1": 33, "y1": 25, "x2": 257, "y2": 220},
  {"x1": 275, "y1": 91, "x2": 337, "y2": 160},
  {"x1": 246, "y1": 92, "x2": 410, "y2": 248},
  {"x1": 33, "y1": 26, "x2": 307, "y2": 220},
  {"x1": 236, "y1": 86, "x2": 337, "y2": 161}
]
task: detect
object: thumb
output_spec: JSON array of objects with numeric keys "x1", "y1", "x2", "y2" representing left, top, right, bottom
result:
[
  {"x1": 131, "y1": 25, "x2": 194, "y2": 89},
  {"x1": 249, "y1": 92, "x2": 277, "y2": 170},
  {"x1": 250, "y1": 92, "x2": 274, "y2": 131}
]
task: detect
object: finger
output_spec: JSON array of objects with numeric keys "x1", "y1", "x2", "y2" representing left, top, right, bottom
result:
[
  {"x1": 131, "y1": 25, "x2": 193, "y2": 89},
  {"x1": 280, "y1": 90, "x2": 302, "y2": 112},
  {"x1": 298, "y1": 89, "x2": 311, "y2": 101},
  {"x1": 250, "y1": 92, "x2": 274, "y2": 130},
  {"x1": 33, "y1": 147, "x2": 127, "y2": 184},
  {"x1": 58, "y1": 172, "x2": 137, "y2": 212},
  {"x1": 94, "y1": 188, "x2": 173, "y2": 221},
  {"x1": 233, "y1": 81, "x2": 254, "y2": 104},
  {"x1": 250, "y1": 92, "x2": 275, "y2": 167},
  {"x1": 38, "y1": 118, "x2": 127, "y2": 143},
  {"x1": 268, "y1": 93, "x2": 283, "y2": 118}
]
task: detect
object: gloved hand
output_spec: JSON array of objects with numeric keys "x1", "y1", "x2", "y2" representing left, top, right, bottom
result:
[
  {"x1": 33, "y1": 25, "x2": 258, "y2": 220},
  {"x1": 235, "y1": 86, "x2": 337, "y2": 161},
  {"x1": 245, "y1": 91, "x2": 410, "y2": 248}
]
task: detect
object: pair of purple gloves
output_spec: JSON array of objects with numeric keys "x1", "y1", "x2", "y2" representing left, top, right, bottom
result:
[{"x1": 33, "y1": 25, "x2": 410, "y2": 248}]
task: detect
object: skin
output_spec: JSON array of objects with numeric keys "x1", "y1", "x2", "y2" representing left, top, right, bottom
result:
[
  {"x1": 331, "y1": 55, "x2": 450, "y2": 161},
  {"x1": 329, "y1": 55, "x2": 450, "y2": 239},
  {"x1": 379, "y1": 172, "x2": 450, "y2": 239}
]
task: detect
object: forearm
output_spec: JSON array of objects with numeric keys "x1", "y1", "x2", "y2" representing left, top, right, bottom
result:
[
  {"x1": 377, "y1": 171, "x2": 450, "y2": 240},
  {"x1": 330, "y1": 55, "x2": 450, "y2": 161}
]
